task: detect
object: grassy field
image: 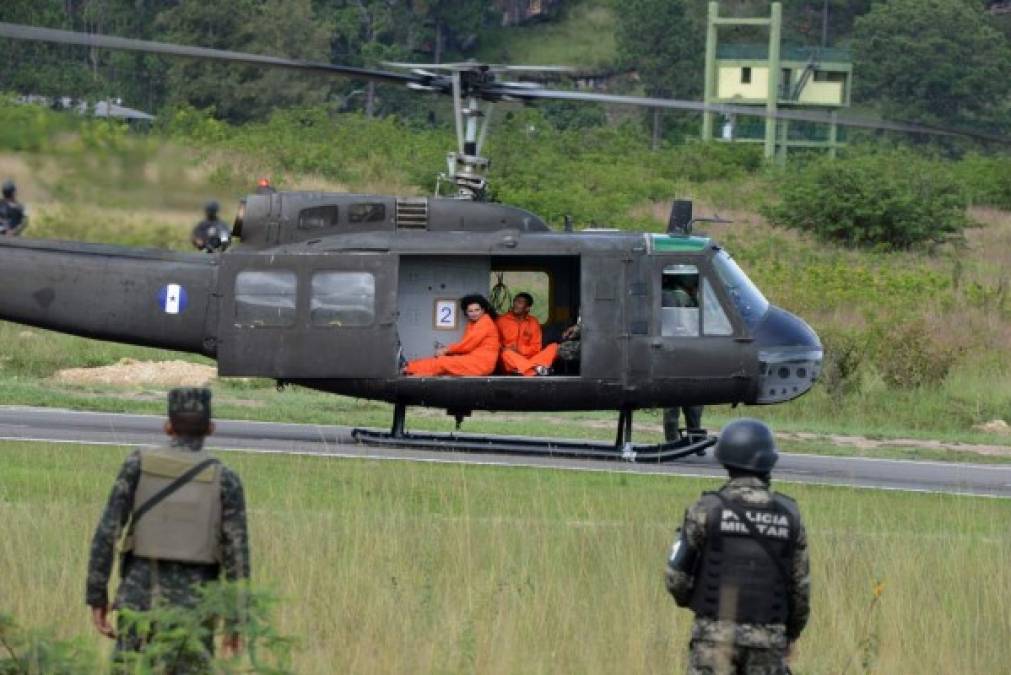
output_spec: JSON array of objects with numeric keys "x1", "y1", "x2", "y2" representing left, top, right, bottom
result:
[{"x1": 1, "y1": 441, "x2": 1009, "y2": 673}]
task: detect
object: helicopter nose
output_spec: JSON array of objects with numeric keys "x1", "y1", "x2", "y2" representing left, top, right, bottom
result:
[{"x1": 752, "y1": 306, "x2": 823, "y2": 404}]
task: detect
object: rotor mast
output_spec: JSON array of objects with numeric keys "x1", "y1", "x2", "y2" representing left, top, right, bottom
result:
[{"x1": 445, "y1": 70, "x2": 495, "y2": 200}]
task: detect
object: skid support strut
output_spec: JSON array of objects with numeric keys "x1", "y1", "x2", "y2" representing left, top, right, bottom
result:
[{"x1": 351, "y1": 404, "x2": 715, "y2": 463}]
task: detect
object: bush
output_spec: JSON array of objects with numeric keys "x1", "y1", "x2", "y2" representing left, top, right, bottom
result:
[
  {"x1": 0, "y1": 584, "x2": 293, "y2": 675},
  {"x1": 818, "y1": 326, "x2": 867, "y2": 400},
  {"x1": 953, "y1": 153, "x2": 1011, "y2": 210},
  {"x1": 763, "y1": 149, "x2": 971, "y2": 250},
  {"x1": 868, "y1": 317, "x2": 961, "y2": 389}
]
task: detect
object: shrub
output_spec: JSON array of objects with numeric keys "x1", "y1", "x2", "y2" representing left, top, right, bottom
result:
[
  {"x1": 868, "y1": 317, "x2": 961, "y2": 389},
  {"x1": 0, "y1": 584, "x2": 293, "y2": 675},
  {"x1": 763, "y1": 149, "x2": 971, "y2": 250},
  {"x1": 953, "y1": 153, "x2": 1011, "y2": 210},
  {"x1": 817, "y1": 325, "x2": 867, "y2": 400},
  {"x1": 0, "y1": 613, "x2": 96, "y2": 674}
]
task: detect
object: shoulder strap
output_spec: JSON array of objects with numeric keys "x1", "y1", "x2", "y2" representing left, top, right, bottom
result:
[
  {"x1": 714, "y1": 493, "x2": 793, "y2": 585},
  {"x1": 132, "y1": 458, "x2": 220, "y2": 525}
]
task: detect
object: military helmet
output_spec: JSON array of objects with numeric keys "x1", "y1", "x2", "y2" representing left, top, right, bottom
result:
[
  {"x1": 715, "y1": 418, "x2": 779, "y2": 473},
  {"x1": 205, "y1": 200, "x2": 220, "y2": 216},
  {"x1": 2, "y1": 179, "x2": 15, "y2": 198},
  {"x1": 168, "y1": 387, "x2": 212, "y2": 436}
]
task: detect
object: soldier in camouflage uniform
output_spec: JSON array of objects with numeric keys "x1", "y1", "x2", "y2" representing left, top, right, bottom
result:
[
  {"x1": 86, "y1": 388, "x2": 250, "y2": 668},
  {"x1": 665, "y1": 418, "x2": 810, "y2": 675}
]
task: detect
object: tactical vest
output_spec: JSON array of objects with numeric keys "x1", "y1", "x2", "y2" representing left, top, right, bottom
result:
[
  {"x1": 126, "y1": 448, "x2": 223, "y2": 564},
  {"x1": 689, "y1": 490, "x2": 799, "y2": 625}
]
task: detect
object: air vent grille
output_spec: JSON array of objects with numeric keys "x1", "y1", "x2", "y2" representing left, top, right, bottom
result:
[{"x1": 396, "y1": 198, "x2": 428, "y2": 229}]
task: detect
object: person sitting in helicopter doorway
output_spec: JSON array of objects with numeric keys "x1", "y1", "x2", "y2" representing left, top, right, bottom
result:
[
  {"x1": 496, "y1": 292, "x2": 559, "y2": 376},
  {"x1": 191, "y1": 200, "x2": 231, "y2": 253},
  {"x1": 403, "y1": 294, "x2": 501, "y2": 376},
  {"x1": 665, "y1": 418, "x2": 810, "y2": 675},
  {"x1": 0, "y1": 179, "x2": 28, "y2": 236}
]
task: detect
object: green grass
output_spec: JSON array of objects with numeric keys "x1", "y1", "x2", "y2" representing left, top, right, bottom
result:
[{"x1": 1, "y1": 441, "x2": 1009, "y2": 673}]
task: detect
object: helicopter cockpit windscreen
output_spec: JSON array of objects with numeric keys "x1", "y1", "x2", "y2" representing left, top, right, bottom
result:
[{"x1": 712, "y1": 250, "x2": 769, "y2": 330}]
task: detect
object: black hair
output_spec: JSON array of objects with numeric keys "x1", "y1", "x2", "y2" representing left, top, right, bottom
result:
[
  {"x1": 514, "y1": 292, "x2": 534, "y2": 307},
  {"x1": 459, "y1": 293, "x2": 497, "y2": 319}
]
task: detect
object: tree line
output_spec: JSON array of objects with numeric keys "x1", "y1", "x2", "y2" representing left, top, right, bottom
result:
[{"x1": 1, "y1": 0, "x2": 1009, "y2": 140}]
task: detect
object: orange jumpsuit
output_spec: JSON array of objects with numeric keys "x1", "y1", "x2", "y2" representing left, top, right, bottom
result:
[
  {"x1": 495, "y1": 312, "x2": 559, "y2": 376},
  {"x1": 404, "y1": 313, "x2": 501, "y2": 376}
]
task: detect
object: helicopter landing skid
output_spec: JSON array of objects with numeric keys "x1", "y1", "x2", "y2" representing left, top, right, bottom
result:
[{"x1": 351, "y1": 406, "x2": 716, "y2": 463}]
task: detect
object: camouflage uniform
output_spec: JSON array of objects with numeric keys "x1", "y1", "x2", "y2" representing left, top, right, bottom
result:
[
  {"x1": 86, "y1": 391, "x2": 250, "y2": 666},
  {"x1": 666, "y1": 476, "x2": 810, "y2": 675},
  {"x1": 0, "y1": 196, "x2": 26, "y2": 235},
  {"x1": 663, "y1": 406, "x2": 705, "y2": 441}
]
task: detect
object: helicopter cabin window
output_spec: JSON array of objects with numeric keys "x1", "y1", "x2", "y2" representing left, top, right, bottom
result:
[
  {"x1": 702, "y1": 278, "x2": 733, "y2": 335},
  {"x1": 661, "y1": 264, "x2": 700, "y2": 337},
  {"x1": 348, "y1": 202, "x2": 386, "y2": 224},
  {"x1": 234, "y1": 270, "x2": 297, "y2": 327},
  {"x1": 298, "y1": 205, "x2": 339, "y2": 230},
  {"x1": 310, "y1": 271, "x2": 375, "y2": 327}
]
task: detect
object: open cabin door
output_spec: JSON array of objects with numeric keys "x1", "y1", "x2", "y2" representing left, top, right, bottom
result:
[{"x1": 217, "y1": 253, "x2": 398, "y2": 378}]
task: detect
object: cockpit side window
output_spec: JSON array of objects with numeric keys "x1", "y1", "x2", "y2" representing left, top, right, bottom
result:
[
  {"x1": 712, "y1": 250, "x2": 769, "y2": 330},
  {"x1": 348, "y1": 202, "x2": 386, "y2": 223},
  {"x1": 661, "y1": 264, "x2": 700, "y2": 337},
  {"x1": 702, "y1": 278, "x2": 734, "y2": 335}
]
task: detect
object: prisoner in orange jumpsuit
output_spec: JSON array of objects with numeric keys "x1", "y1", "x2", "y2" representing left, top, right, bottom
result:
[
  {"x1": 403, "y1": 294, "x2": 501, "y2": 376},
  {"x1": 495, "y1": 292, "x2": 558, "y2": 376}
]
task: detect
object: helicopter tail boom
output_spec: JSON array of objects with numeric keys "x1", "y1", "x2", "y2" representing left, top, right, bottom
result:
[{"x1": 0, "y1": 238, "x2": 218, "y2": 355}]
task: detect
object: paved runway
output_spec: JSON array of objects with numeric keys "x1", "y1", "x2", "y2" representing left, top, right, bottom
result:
[{"x1": 1, "y1": 406, "x2": 1008, "y2": 498}]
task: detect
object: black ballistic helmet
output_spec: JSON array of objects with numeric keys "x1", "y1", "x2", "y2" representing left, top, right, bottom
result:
[
  {"x1": 205, "y1": 200, "x2": 220, "y2": 216},
  {"x1": 2, "y1": 179, "x2": 15, "y2": 198},
  {"x1": 715, "y1": 418, "x2": 779, "y2": 473}
]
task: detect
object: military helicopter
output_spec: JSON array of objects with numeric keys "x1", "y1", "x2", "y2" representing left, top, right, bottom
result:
[{"x1": 0, "y1": 22, "x2": 996, "y2": 462}]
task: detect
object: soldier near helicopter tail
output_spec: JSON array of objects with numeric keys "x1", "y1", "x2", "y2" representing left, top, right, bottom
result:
[
  {"x1": 0, "y1": 179, "x2": 27, "y2": 235},
  {"x1": 86, "y1": 388, "x2": 250, "y2": 665},
  {"x1": 191, "y1": 201, "x2": 231, "y2": 253},
  {"x1": 665, "y1": 418, "x2": 810, "y2": 675}
]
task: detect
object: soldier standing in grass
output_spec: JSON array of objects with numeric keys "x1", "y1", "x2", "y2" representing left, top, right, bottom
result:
[
  {"x1": 665, "y1": 418, "x2": 810, "y2": 675},
  {"x1": 86, "y1": 387, "x2": 250, "y2": 668},
  {"x1": 0, "y1": 179, "x2": 27, "y2": 235}
]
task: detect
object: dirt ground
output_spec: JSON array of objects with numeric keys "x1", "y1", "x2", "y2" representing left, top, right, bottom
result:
[{"x1": 53, "y1": 358, "x2": 215, "y2": 387}]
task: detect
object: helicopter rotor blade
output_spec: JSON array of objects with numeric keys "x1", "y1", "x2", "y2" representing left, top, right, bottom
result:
[
  {"x1": 3, "y1": 22, "x2": 1006, "y2": 145},
  {"x1": 384, "y1": 60, "x2": 574, "y2": 74},
  {"x1": 0, "y1": 22, "x2": 424, "y2": 89},
  {"x1": 486, "y1": 85, "x2": 1011, "y2": 145}
]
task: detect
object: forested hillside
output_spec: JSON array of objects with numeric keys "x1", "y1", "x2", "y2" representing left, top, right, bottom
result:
[{"x1": 2, "y1": 0, "x2": 1009, "y2": 138}]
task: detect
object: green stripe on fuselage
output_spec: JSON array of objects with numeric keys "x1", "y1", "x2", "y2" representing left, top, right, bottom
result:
[{"x1": 649, "y1": 234, "x2": 711, "y2": 252}]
